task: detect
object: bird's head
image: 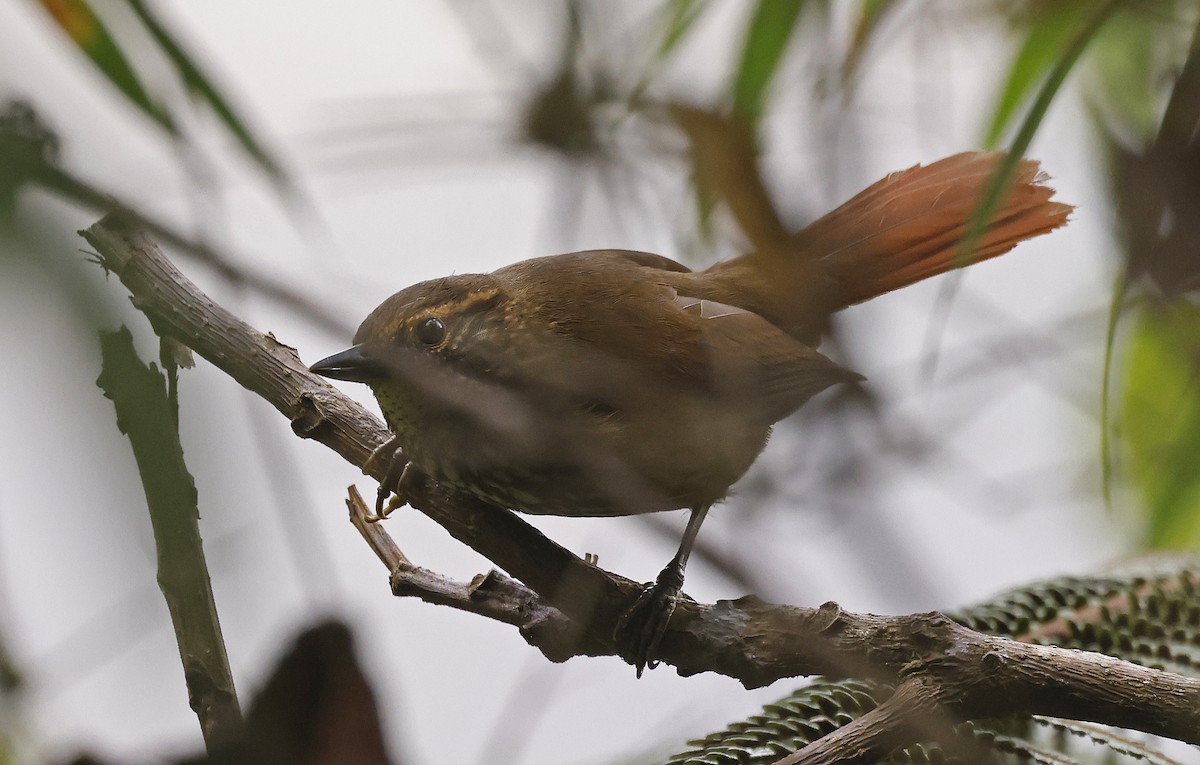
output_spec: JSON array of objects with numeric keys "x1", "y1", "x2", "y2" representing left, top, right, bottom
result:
[{"x1": 309, "y1": 275, "x2": 526, "y2": 437}]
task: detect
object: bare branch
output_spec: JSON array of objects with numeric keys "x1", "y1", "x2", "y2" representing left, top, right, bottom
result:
[
  {"x1": 346, "y1": 485, "x2": 611, "y2": 662},
  {"x1": 346, "y1": 485, "x2": 410, "y2": 570},
  {"x1": 79, "y1": 214, "x2": 1200, "y2": 759},
  {"x1": 96, "y1": 326, "x2": 242, "y2": 749}
]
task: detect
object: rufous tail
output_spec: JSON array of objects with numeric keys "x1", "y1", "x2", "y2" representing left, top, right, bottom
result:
[
  {"x1": 799, "y1": 151, "x2": 1072, "y2": 306},
  {"x1": 697, "y1": 151, "x2": 1071, "y2": 344}
]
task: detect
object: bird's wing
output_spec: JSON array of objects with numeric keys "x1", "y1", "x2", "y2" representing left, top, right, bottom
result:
[
  {"x1": 501, "y1": 251, "x2": 856, "y2": 419},
  {"x1": 669, "y1": 290, "x2": 861, "y2": 421}
]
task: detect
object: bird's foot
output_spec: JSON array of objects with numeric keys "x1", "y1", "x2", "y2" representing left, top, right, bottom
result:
[
  {"x1": 614, "y1": 558, "x2": 687, "y2": 677},
  {"x1": 362, "y1": 435, "x2": 415, "y2": 522}
]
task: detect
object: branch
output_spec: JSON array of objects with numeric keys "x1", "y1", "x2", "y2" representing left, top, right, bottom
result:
[
  {"x1": 79, "y1": 215, "x2": 1200, "y2": 760},
  {"x1": 345, "y1": 486, "x2": 610, "y2": 661},
  {"x1": 96, "y1": 326, "x2": 242, "y2": 749}
]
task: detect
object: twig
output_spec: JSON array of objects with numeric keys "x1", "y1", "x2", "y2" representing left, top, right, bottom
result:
[
  {"x1": 346, "y1": 485, "x2": 610, "y2": 661},
  {"x1": 79, "y1": 215, "x2": 1200, "y2": 759},
  {"x1": 346, "y1": 486, "x2": 410, "y2": 570},
  {"x1": 96, "y1": 326, "x2": 242, "y2": 750}
]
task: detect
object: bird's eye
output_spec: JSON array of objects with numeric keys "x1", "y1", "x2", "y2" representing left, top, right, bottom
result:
[{"x1": 415, "y1": 316, "x2": 446, "y2": 346}]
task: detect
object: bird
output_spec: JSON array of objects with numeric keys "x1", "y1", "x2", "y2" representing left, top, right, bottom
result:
[{"x1": 309, "y1": 151, "x2": 1071, "y2": 675}]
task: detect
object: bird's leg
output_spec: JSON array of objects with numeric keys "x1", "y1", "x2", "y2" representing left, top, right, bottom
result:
[
  {"x1": 361, "y1": 434, "x2": 413, "y2": 522},
  {"x1": 615, "y1": 504, "x2": 710, "y2": 677}
]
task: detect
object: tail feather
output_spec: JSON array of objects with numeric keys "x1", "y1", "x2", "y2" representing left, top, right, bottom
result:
[
  {"x1": 797, "y1": 152, "x2": 1072, "y2": 306},
  {"x1": 694, "y1": 151, "x2": 1071, "y2": 344}
]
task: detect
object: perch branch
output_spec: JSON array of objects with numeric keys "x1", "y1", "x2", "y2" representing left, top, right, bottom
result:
[
  {"x1": 345, "y1": 486, "x2": 610, "y2": 661},
  {"x1": 80, "y1": 215, "x2": 1200, "y2": 761}
]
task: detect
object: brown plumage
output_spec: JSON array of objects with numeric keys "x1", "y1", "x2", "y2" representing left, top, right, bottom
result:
[{"x1": 310, "y1": 151, "x2": 1071, "y2": 674}]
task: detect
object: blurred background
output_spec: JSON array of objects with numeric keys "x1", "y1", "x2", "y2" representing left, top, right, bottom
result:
[{"x1": 1, "y1": 1, "x2": 1198, "y2": 763}]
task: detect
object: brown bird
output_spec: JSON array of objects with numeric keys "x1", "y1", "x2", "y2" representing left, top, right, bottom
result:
[{"x1": 310, "y1": 152, "x2": 1071, "y2": 674}]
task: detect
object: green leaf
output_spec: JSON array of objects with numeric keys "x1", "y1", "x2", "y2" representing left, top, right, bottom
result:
[
  {"x1": 1086, "y1": 4, "x2": 1194, "y2": 148},
  {"x1": 122, "y1": 0, "x2": 289, "y2": 185},
  {"x1": 983, "y1": 5, "x2": 1083, "y2": 149},
  {"x1": 969, "y1": 0, "x2": 1122, "y2": 258},
  {"x1": 731, "y1": 0, "x2": 807, "y2": 124},
  {"x1": 923, "y1": 1, "x2": 1120, "y2": 384},
  {"x1": 655, "y1": 0, "x2": 709, "y2": 62},
  {"x1": 842, "y1": 0, "x2": 901, "y2": 85},
  {"x1": 33, "y1": 0, "x2": 174, "y2": 131},
  {"x1": 1120, "y1": 304, "x2": 1200, "y2": 549},
  {"x1": 630, "y1": 0, "x2": 710, "y2": 104}
]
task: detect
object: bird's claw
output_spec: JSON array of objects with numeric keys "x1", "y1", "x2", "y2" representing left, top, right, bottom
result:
[
  {"x1": 614, "y1": 560, "x2": 687, "y2": 677},
  {"x1": 362, "y1": 436, "x2": 414, "y2": 522}
]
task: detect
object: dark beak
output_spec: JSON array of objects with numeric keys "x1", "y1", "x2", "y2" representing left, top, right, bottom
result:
[{"x1": 309, "y1": 344, "x2": 387, "y2": 383}]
